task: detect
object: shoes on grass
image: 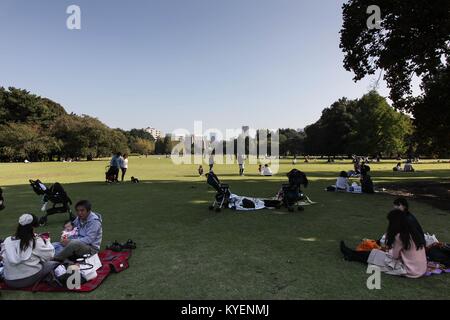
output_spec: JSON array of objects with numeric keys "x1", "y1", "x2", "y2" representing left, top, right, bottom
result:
[{"x1": 106, "y1": 239, "x2": 137, "y2": 252}]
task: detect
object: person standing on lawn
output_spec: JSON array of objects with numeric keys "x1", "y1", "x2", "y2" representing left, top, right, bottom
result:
[
  {"x1": 208, "y1": 154, "x2": 214, "y2": 171},
  {"x1": 237, "y1": 153, "x2": 245, "y2": 176},
  {"x1": 53, "y1": 200, "x2": 102, "y2": 262},
  {"x1": 110, "y1": 152, "x2": 121, "y2": 182},
  {"x1": 120, "y1": 154, "x2": 129, "y2": 182}
]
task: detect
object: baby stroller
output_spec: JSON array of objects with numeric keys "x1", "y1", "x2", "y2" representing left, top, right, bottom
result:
[
  {"x1": 29, "y1": 179, "x2": 75, "y2": 225},
  {"x1": 0, "y1": 187, "x2": 5, "y2": 211},
  {"x1": 206, "y1": 171, "x2": 231, "y2": 212},
  {"x1": 279, "y1": 169, "x2": 309, "y2": 212},
  {"x1": 105, "y1": 165, "x2": 117, "y2": 183}
]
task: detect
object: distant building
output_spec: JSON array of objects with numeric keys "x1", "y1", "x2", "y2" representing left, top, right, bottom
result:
[{"x1": 145, "y1": 127, "x2": 163, "y2": 140}]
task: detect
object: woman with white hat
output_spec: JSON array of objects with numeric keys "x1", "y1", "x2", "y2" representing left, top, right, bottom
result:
[{"x1": 0, "y1": 213, "x2": 57, "y2": 288}]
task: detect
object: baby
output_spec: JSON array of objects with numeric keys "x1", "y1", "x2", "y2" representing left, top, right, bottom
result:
[
  {"x1": 61, "y1": 220, "x2": 78, "y2": 241},
  {"x1": 51, "y1": 221, "x2": 78, "y2": 256}
]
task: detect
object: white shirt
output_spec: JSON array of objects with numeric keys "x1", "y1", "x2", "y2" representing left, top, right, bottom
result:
[
  {"x1": 335, "y1": 177, "x2": 349, "y2": 190},
  {"x1": 1, "y1": 236, "x2": 55, "y2": 280},
  {"x1": 121, "y1": 158, "x2": 128, "y2": 169},
  {"x1": 262, "y1": 166, "x2": 273, "y2": 176}
]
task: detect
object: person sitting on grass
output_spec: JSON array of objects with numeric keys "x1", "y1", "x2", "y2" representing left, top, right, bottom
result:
[
  {"x1": 335, "y1": 171, "x2": 350, "y2": 191},
  {"x1": 360, "y1": 168, "x2": 374, "y2": 194},
  {"x1": 393, "y1": 197, "x2": 425, "y2": 237},
  {"x1": 393, "y1": 162, "x2": 402, "y2": 171},
  {"x1": 403, "y1": 160, "x2": 415, "y2": 172},
  {"x1": 261, "y1": 164, "x2": 273, "y2": 176},
  {"x1": 53, "y1": 200, "x2": 102, "y2": 262},
  {"x1": 340, "y1": 209, "x2": 427, "y2": 278},
  {"x1": 0, "y1": 214, "x2": 58, "y2": 288}
]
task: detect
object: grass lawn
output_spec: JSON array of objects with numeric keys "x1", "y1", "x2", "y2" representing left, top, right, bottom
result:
[{"x1": 0, "y1": 157, "x2": 449, "y2": 300}]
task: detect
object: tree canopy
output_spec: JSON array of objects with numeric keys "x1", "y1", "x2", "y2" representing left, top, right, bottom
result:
[
  {"x1": 340, "y1": 0, "x2": 450, "y2": 155},
  {"x1": 0, "y1": 87, "x2": 156, "y2": 162},
  {"x1": 304, "y1": 91, "x2": 413, "y2": 157}
]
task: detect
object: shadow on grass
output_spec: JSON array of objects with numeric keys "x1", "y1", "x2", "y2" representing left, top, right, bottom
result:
[{"x1": 1, "y1": 178, "x2": 450, "y2": 299}]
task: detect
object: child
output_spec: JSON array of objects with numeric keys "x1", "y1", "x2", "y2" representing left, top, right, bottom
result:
[
  {"x1": 198, "y1": 165, "x2": 204, "y2": 176},
  {"x1": 61, "y1": 220, "x2": 78, "y2": 241},
  {"x1": 53, "y1": 220, "x2": 78, "y2": 255}
]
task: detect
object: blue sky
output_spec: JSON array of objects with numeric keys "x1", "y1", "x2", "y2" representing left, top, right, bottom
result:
[{"x1": 0, "y1": 0, "x2": 397, "y2": 134}]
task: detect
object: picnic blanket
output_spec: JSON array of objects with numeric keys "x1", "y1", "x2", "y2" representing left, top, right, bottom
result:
[
  {"x1": 0, "y1": 249, "x2": 131, "y2": 293},
  {"x1": 425, "y1": 262, "x2": 450, "y2": 277}
]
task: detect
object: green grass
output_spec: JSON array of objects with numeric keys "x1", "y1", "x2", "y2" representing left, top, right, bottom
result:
[{"x1": 0, "y1": 157, "x2": 449, "y2": 300}]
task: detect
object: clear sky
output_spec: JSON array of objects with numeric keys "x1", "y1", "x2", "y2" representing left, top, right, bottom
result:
[{"x1": 0, "y1": 0, "x2": 396, "y2": 134}]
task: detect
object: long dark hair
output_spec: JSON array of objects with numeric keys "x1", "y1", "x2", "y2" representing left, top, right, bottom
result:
[
  {"x1": 15, "y1": 214, "x2": 39, "y2": 251},
  {"x1": 386, "y1": 209, "x2": 425, "y2": 251}
]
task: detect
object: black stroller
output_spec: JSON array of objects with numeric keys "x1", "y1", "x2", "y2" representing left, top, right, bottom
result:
[
  {"x1": 279, "y1": 169, "x2": 309, "y2": 212},
  {"x1": 0, "y1": 187, "x2": 5, "y2": 211},
  {"x1": 29, "y1": 179, "x2": 75, "y2": 225},
  {"x1": 105, "y1": 165, "x2": 118, "y2": 183},
  {"x1": 206, "y1": 172, "x2": 231, "y2": 212}
]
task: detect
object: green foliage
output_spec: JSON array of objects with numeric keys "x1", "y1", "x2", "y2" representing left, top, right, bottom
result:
[
  {"x1": 0, "y1": 87, "x2": 150, "y2": 162},
  {"x1": 304, "y1": 91, "x2": 413, "y2": 156},
  {"x1": 278, "y1": 129, "x2": 306, "y2": 156},
  {"x1": 340, "y1": 0, "x2": 450, "y2": 155}
]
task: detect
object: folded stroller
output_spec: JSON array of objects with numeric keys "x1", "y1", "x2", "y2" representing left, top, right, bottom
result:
[
  {"x1": 206, "y1": 172, "x2": 231, "y2": 212},
  {"x1": 0, "y1": 187, "x2": 5, "y2": 211},
  {"x1": 29, "y1": 179, "x2": 75, "y2": 225},
  {"x1": 279, "y1": 169, "x2": 309, "y2": 212}
]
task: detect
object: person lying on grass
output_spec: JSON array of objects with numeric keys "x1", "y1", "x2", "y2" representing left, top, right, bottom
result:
[
  {"x1": 340, "y1": 208, "x2": 427, "y2": 278},
  {"x1": 1, "y1": 214, "x2": 58, "y2": 288},
  {"x1": 52, "y1": 200, "x2": 102, "y2": 262}
]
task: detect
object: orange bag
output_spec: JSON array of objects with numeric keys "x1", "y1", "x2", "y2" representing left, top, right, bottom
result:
[{"x1": 356, "y1": 239, "x2": 381, "y2": 252}]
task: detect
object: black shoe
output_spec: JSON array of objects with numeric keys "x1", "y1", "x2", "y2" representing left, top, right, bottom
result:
[
  {"x1": 106, "y1": 241, "x2": 123, "y2": 252},
  {"x1": 340, "y1": 241, "x2": 353, "y2": 261},
  {"x1": 39, "y1": 216, "x2": 48, "y2": 227},
  {"x1": 120, "y1": 239, "x2": 136, "y2": 250}
]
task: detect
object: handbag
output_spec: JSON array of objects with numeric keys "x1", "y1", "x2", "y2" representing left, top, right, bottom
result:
[{"x1": 78, "y1": 254, "x2": 102, "y2": 281}]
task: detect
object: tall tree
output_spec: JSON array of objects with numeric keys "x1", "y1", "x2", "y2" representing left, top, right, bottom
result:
[
  {"x1": 304, "y1": 98, "x2": 357, "y2": 156},
  {"x1": 340, "y1": 0, "x2": 450, "y2": 155}
]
